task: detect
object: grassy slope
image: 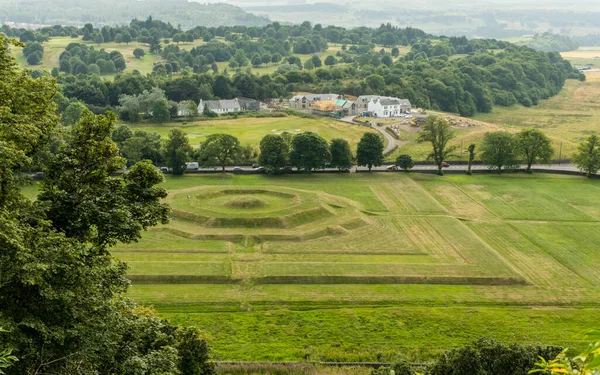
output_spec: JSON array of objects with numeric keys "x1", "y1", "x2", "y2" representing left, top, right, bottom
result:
[
  {"x1": 128, "y1": 116, "x2": 376, "y2": 148},
  {"x1": 113, "y1": 173, "x2": 600, "y2": 362}
]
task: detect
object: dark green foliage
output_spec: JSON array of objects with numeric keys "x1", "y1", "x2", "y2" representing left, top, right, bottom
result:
[
  {"x1": 329, "y1": 138, "x2": 353, "y2": 171},
  {"x1": 177, "y1": 327, "x2": 216, "y2": 375},
  {"x1": 163, "y1": 128, "x2": 193, "y2": 175},
  {"x1": 133, "y1": 48, "x2": 145, "y2": 58},
  {"x1": 395, "y1": 154, "x2": 414, "y2": 171},
  {"x1": 372, "y1": 361, "x2": 415, "y2": 375},
  {"x1": 39, "y1": 111, "x2": 170, "y2": 246},
  {"x1": 357, "y1": 133, "x2": 384, "y2": 171},
  {"x1": 572, "y1": 134, "x2": 600, "y2": 178},
  {"x1": 481, "y1": 132, "x2": 519, "y2": 173},
  {"x1": 26, "y1": 51, "x2": 41, "y2": 65},
  {"x1": 259, "y1": 134, "x2": 289, "y2": 174},
  {"x1": 517, "y1": 128, "x2": 553, "y2": 173},
  {"x1": 289, "y1": 132, "x2": 331, "y2": 172},
  {"x1": 199, "y1": 133, "x2": 241, "y2": 171},
  {"x1": 427, "y1": 338, "x2": 562, "y2": 375},
  {"x1": 467, "y1": 144, "x2": 476, "y2": 175},
  {"x1": 418, "y1": 116, "x2": 456, "y2": 175}
]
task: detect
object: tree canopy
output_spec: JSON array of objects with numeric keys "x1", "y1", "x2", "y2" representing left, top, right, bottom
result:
[
  {"x1": 356, "y1": 133, "x2": 384, "y2": 171},
  {"x1": 289, "y1": 132, "x2": 331, "y2": 172}
]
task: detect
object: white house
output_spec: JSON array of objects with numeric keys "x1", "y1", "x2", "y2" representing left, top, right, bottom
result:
[
  {"x1": 198, "y1": 99, "x2": 242, "y2": 115},
  {"x1": 367, "y1": 97, "x2": 412, "y2": 118}
]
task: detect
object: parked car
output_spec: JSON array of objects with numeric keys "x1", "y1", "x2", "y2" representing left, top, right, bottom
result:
[
  {"x1": 282, "y1": 166, "x2": 294, "y2": 174},
  {"x1": 251, "y1": 163, "x2": 259, "y2": 168},
  {"x1": 185, "y1": 162, "x2": 199, "y2": 171},
  {"x1": 159, "y1": 167, "x2": 169, "y2": 173},
  {"x1": 253, "y1": 167, "x2": 265, "y2": 173},
  {"x1": 442, "y1": 162, "x2": 450, "y2": 168},
  {"x1": 232, "y1": 167, "x2": 244, "y2": 174},
  {"x1": 31, "y1": 172, "x2": 45, "y2": 180},
  {"x1": 386, "y1": 165, "x2": 399, "y2": 171}
]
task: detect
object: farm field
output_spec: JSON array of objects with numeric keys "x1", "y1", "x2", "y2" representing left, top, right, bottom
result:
[
  {"x1": 113, "y1": 172, "x2": 600, "y2": 362},
  {"x1": 128, "y1": 115, "x2": 376, "y2": 147}
]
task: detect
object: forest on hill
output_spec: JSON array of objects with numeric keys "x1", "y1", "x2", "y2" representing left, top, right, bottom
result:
[
  {"x1": 1, "y1": 19, "x2": 584, "y2": 119},
  {"x1": 0, "y1": 0, "x2": 269, "y2": 28}
]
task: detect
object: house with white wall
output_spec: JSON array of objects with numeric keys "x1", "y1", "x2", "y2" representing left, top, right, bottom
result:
[{"x1": 367, "y1": 97, "x2": 412, "y2": 117}]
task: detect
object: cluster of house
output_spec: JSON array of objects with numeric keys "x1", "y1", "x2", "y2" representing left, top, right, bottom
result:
[
  {"x1": 195, "y1": 93, "x2": 412, "y2": 118},
  {"x1": 289, "y1": 94, "x2": 412, "y2": 118}
]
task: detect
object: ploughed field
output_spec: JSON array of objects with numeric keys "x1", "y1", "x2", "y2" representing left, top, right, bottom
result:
[{"x1": 114, "y1": 173, "x2": 600, "y2": 362}]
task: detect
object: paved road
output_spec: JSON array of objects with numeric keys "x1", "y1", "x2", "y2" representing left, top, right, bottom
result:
[
  {"x1": 339, "y1": 116, "x2": 402, "y2": 155},
  {"x1": 187, "y1": 163, "x2": 581, "y2": 174}
]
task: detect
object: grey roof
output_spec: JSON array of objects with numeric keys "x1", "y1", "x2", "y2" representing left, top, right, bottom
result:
[
  {"x1": 202, "y1": 99, "x2": 241, "y2": 110},
  {"x1": 291, "y1": 93, "x2": 341, "y2": 102},
  {"x1": 380, "y1": 99, "x2": 401, "y2": 106},
  {"x1": 357, "y1": 95, "x2": 392, "y2": 102}
]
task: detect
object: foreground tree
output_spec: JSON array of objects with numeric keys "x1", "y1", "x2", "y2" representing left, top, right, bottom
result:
[
  {"x1": 357, "y1": 133, "x2": 384, "y2": 171},
  {"x1": 427, "y1": 338, "x2": 561, "y2": 375},
  {"x1": 1, "y1": 38, "x2": 216, "y2": 372},
  {"x1": 200, "y1": 134, "x2": 241, "y2": 172},
  {"x1": 418, "y1": 116, "x2": 456, "y2": 175},
  {"x1": 395, "y1": 154, "x2": 414, "y2": 171},
  {"x1": 531, "y1": 329, "x2": 600, "y2": 375},
  {"x1": 517, "y1": 128, "x2": 553, "y2": 173},
  {"x1": 258, "y1": 134, "x2": 288, "y2": 174},
  {"x1": 481, "y1": 131, "x2": 519, "y2": 173},
  {"x1": 163, "y1": 128, "x2": 192, "y2": 175},
  {"x1": 289, "y1": 132, "x2": 331, "y2": 172},
  {"x1": 329, "y1": 138, "x2": 353, "y2": 171},
  {"x1": 572, "y1": 134, "x2": 600, "y2": 178},
  {"x1": 466, "y1": 143, "x2": 476, "y2": 175}
]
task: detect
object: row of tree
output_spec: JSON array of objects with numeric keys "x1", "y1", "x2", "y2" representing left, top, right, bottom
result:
[{"x1": 417, "y1": 116, "x2": 600, "y2": 177}]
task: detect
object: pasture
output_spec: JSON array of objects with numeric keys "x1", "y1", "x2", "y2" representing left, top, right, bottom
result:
[
  {"x1": 128, "y1": 116, "x2": 376, "y2": 148},
  {"x1": 112, "y1": 173, "x2": 600, "y2": 362}
]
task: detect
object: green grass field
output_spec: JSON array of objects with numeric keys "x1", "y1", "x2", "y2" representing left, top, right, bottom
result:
[
  {"x1": 128, "y1": 115, "x2": 376, "y2": 148},
  {"x1": 107, "y1": 173, "x2": 600, "y2": 362}
]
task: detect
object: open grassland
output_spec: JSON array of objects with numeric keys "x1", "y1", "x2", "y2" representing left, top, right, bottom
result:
[
  {"x1": 471, "y1": 71, "x2": 600, "y2": 159},
  {"x1": 561, "y1": 47, "x2": 600, "y2": 68},
  {"x1": 111, "y1": 173, "x2": 600, "y2": 361},
  {"x1": 128, "y1": 116, "x2": 376, "y2": 148}
]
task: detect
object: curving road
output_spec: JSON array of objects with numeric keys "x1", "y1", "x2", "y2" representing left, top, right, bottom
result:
[{"x1": 339, "y1": 116, "x2": 402, "y2": 155}]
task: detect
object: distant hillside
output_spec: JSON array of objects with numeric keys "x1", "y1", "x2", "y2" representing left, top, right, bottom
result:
[{"x1": 0, "y1": 0, "x2": 270, "y2": 28}]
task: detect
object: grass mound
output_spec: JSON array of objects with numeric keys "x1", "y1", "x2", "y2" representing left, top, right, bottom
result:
[{"x1": 225, "y1": 197, "x2": 268, "y2": 209}]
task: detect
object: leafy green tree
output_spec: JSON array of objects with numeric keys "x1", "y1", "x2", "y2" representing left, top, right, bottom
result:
[
  {"x1": 61, "y1": 101, "x2": 87, "y2": 126},
  {"x1": 151, "y1": 99, "x2": 171, "y2": 123},
  {"x1": 311, "y1": 55, "x2": 322, "y2": 68},
  {"x1": 324, "y1": 55, "x2": 337, "y2": 66},
  {"x1": 517, "y1": 129, "x2": 553, "y2": 173},
  {"x1": 39, "y1": 111, "x2": 170, "y2": 246},
  {"x1": 112, "y1": 124, "x2": 133, "y2": 146},
  {"x1": 251, "y1": 54, "x2": 263, "y2": 67},
  {"x1": 94, "y1": 32, "x2": 104, "y2": 44},
  {"x1": 357, "y1": 132, "x2": 384, "y2": 171},
  {"x1": 481, "y1": 131, "x2": 519, "y2": 173},
  {"x1": 329, "y1": 138, "x2": 353, "y2": 171},
  {"x1": 163, "y1": 128, "x2": 192, "y2": 175},
  {"x1": 395, "y1": 154, "x2": 414, "y2": 171},
  {"x1": 0, "y1": 329, "x2": 18, "y2": 374},
  {"x1": 418, "y1": 116, "x2": 456, "y2": 175},
  {"x1": 530, "y1": 329, "x2": 600, "y2": 375},
  {"x1": 199, "y1": 133, "x2": 241, "y2": 171},
  {"x1": 259, "y1": 134, "x2": 289, "y2": 174},
  {"x1": 289, "y1": 132, "x2": 331, "y2": 172},
  {"x1": 133, "y1": 48, "x2": 145, "y2": 59},
  {"x1": 428, "y1": 338, "x2": 561, "y2": 375},
  {"x1": 467, "y1": 143, "x2": 476, "y2": 175},
  {"x1": 26, "y1": 51, "x2": 41, "y2": 65},
  {"x1": 121, "y1": 131, "x2": 163, "y2": 166},
  {"x1": 571, "y1": 134, "x2": 600, "y2": 178}
]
